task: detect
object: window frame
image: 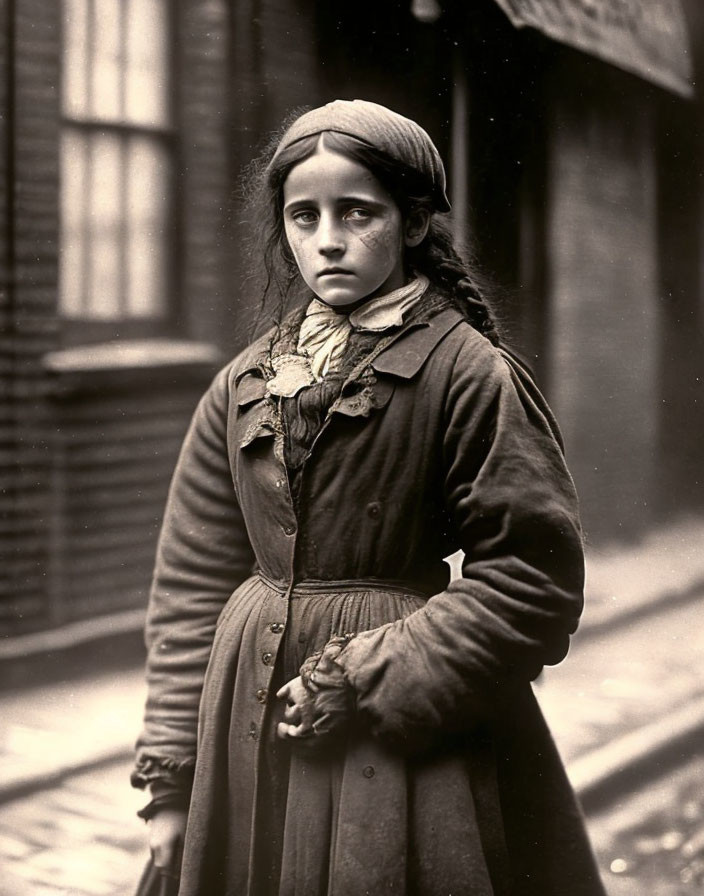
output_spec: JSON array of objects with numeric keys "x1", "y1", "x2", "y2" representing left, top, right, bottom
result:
[{"x1": 58, "y1": 0, "x2": 181, "y2": 344}]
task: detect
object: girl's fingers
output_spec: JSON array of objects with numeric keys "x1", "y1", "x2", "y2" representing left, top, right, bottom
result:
[
  {"x1": 276, "y1": 721, "x2": 310, "y2": 740},
  {"x1": 277, "y1": 676, "x2": 305, "y2": 703},
  {"x1": 277, "y1": 721, "x2": 295, "y2": 739},
  {"x1": 283, "y1": 702, "x2": 301, "y2": 723}
]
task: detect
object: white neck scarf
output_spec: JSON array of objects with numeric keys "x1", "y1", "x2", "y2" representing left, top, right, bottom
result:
[{"x1": 297, "y1": 274, "x2": 429, "y2": 380}]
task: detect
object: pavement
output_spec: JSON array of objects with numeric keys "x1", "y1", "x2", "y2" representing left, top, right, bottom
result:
[
  {"x1": 0, "y1": 762, "x2": 146, "y2": 896},
  {"x1": 577, "y1": 516, "x2": 704, "y2": 636},
  {"x1": 0, "y1": 669, "x2": 147, "y2": 805},
  {"x1": 1, "y1": 515, "x2": 704, "y2": 810},
  {"x1": 540, "y1": 515, "x2": 704, "y2": 809},
  {"x1": 587, "y1": 751, "x2": 704, "y2": 895}
]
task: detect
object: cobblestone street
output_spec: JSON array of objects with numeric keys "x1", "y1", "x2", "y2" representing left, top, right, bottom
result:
[
  {"x1": 0, "y1": 762, "x2": 147, "y2": 896},
  {"x1": 5, "y1": 750, "x2": 704, "y2": 895},
  {"x1": 590, "y1": 754, "x2": 704, "y2": 895}
]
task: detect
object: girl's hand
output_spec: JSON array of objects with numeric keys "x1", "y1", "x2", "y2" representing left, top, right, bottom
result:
[
  {"x1": 148, "y1": 808, "x2": 188, "y2": 876},
  {"x1": 276, "y1": 676, "x2": 314, "y2": 740}
]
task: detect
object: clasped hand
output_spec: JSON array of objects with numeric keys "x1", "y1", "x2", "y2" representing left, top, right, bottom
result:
[{"x1": 276, "y1": 675, "x2": 315, "y2": 740}]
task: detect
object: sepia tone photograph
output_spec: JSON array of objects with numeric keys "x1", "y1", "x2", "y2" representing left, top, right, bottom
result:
[{"x1": 1, "y1": 1, "x2": 703, "y2": 894}]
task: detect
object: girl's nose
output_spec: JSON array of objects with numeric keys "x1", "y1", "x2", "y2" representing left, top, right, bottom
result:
[{"x1": 317, "y1": 215, "x2": 345, "y2": 255}]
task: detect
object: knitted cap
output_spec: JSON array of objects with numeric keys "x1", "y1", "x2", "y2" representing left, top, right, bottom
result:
[{"x1": 270, "y1": 99, "x2": 451, "y2": 213}]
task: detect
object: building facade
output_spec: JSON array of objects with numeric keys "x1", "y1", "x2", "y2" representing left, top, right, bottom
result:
[{"x1": 1, "y1": 0, "x2": 701, "y2": 644}]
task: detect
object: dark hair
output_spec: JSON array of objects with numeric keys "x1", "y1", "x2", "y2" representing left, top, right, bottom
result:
[{"x1": 244, "y1": 123, "x2": 500, "y2": 345}]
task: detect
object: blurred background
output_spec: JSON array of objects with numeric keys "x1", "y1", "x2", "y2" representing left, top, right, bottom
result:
[{"x1": 1, "y1": 1, "x2": 704, "y2": 894}]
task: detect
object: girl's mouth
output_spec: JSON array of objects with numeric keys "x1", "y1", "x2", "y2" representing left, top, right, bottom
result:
[{"x1": 319, "y1": 268, "x2": 354, "y2": 277}]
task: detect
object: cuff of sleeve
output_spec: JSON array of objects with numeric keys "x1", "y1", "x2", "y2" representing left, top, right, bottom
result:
[
  {"x1": 300, "y1": 635, "x2": 357, "y2": 739},
  {"x1": 137, "y1": 787, "x2": 191, "y2": 822},
  {"x1": 131, "y1": 755, "x2": 196, "y2": 791}
]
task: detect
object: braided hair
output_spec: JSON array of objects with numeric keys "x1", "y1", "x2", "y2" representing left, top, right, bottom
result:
[
  {"x1": 406, "y1": 215, "x2": 501, "y2": 347},
  {"x1": 244, "y1": 126, "x2": 501, "y2": 346}
]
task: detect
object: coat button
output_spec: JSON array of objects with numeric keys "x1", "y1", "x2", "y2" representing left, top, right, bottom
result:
[
  {"x1": 366, "y1": 502, "x2": 381, "y2": 520},
  {"x1": 249, "y1": 723, "x2": 258, "y2": 739},
  {"x1": 255, "y1": 688, "x2": 268, "y2": 704},
  {"x1": 363, "y1": 765, "x2": 375, "y2": 778},
  {"x1": 262, "y1": 651, "x2": 274, "y2": 665},
  {"x1": 282, "y1": 524, "x2": 296, "y2": 536},
  {"x1": 275, "y1": 478, "x2": 285, "y2": 489},
  {"x1": 270, "y1": 622, "x2": 284, "y2": 634}
]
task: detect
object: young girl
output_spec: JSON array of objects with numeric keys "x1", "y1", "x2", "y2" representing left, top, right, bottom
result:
[{"x1": 133, "y1": 99, "x2": 606, "y2": 896}]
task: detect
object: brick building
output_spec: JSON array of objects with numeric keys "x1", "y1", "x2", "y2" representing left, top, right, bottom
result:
[{"x1": 1, "y1": 0, "x2": 702, "y2": 646}]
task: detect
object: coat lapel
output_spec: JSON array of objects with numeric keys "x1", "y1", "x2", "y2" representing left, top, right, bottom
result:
[
  {"x1": 328, "y1": 307, "x2": 462, "y2": 421},
  {"x1": 371, "y1": 307, "x2": 463, "y2": 380},
  {"x1": 236, "y1": 372, "x2": 267, "y2": 408},
  {"x1": 232, "y1": 305, "x2": 464, "y2": 435},
  {"x1": 234, "y1": 370, "x2": 276, "y2": 449}
]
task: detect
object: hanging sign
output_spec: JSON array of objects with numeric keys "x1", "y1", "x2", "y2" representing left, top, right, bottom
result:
[{"x1": 492, "y1": 0, "x2": 693, "y2": 97}]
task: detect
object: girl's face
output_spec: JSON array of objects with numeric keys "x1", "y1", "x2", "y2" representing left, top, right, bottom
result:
[{"x1": 282, "y1": 143, "x2": 412, "y2": 308}]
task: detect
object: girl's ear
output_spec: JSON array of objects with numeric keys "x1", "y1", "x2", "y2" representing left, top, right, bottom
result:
[{"x1": 403, "y1": 208, "x2": 431, "y2": 247}]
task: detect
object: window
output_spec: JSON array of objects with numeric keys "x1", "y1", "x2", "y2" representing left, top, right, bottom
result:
[{"x1": 60, "y1": 0, "x2": 173, "y2": 327}]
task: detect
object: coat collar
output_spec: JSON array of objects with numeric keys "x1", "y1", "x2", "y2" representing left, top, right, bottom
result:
[
  {"x1": 370, "y1": 306, "x2": 463, "y2": 380},
  {"x1": 234, "y1": 304, "x2": 464, "y2": 386},
  {"x1": 233, "y1": 304, "x2": 465, "y2": 447}
]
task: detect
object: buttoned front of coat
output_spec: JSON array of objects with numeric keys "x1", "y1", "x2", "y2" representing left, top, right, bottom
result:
[
  {"x1": 229, "y1": 308, "x2": 462, "y2": 589},
  {"x1": 135, "y1": 301, "x2": 605, "y2": 896}
]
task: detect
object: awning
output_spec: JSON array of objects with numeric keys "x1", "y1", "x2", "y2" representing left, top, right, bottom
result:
[{"x1": 491, "y1": 0, "x2": 693, "y2": 97}]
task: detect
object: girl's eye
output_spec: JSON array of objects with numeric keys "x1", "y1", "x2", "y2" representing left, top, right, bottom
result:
[
  {"x1": 344, "y1": 207, "x2": 372, "y2": 222},
  {"x1": 291, "y1": 210, "x2": 318, "y2": 226}
]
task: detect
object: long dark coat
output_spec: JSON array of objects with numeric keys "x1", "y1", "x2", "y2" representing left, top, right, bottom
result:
[{"x1": 135, "y1": 302, "x2": 606, "y2": 896}]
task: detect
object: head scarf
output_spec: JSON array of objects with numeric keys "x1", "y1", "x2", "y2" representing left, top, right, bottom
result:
[{"x1": 269, "y1": 99, "x2": 451, "y2": 213}]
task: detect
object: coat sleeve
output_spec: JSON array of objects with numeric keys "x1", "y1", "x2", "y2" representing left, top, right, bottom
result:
[
  {"x1": 132, "y1": 362, "x2": 256, "y2": 787},
  {"x1": 335, "y1": 335, "x2": 585, "y2": 747}
]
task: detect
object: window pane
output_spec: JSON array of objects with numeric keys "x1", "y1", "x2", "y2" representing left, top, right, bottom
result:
[
  {"x1": 62, "y1": 0, "x2": 89, "y2": 118},
  {"x1": 126, "y1": 0, "x2": 170, "y2": 126},
  {"x1": 126, "y1": 137, "x2": 169, "y2": 317},
  {"x1": 60, "y1": 0, "x2": 173, "y2": 324},
  {"x1": 59, "y1": 129, "x2": 88, "y2": 316},
  {"x1": 88, "y1": 132, "x2": 123, "y2": 318},
  {"x1": 91, "y1": 0, "x2": 123, "y2": 121}
]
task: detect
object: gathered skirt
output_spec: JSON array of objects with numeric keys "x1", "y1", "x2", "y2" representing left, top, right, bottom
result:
[{"x1": 176, "y1": 574, "x2": 604, "y2": 896}]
